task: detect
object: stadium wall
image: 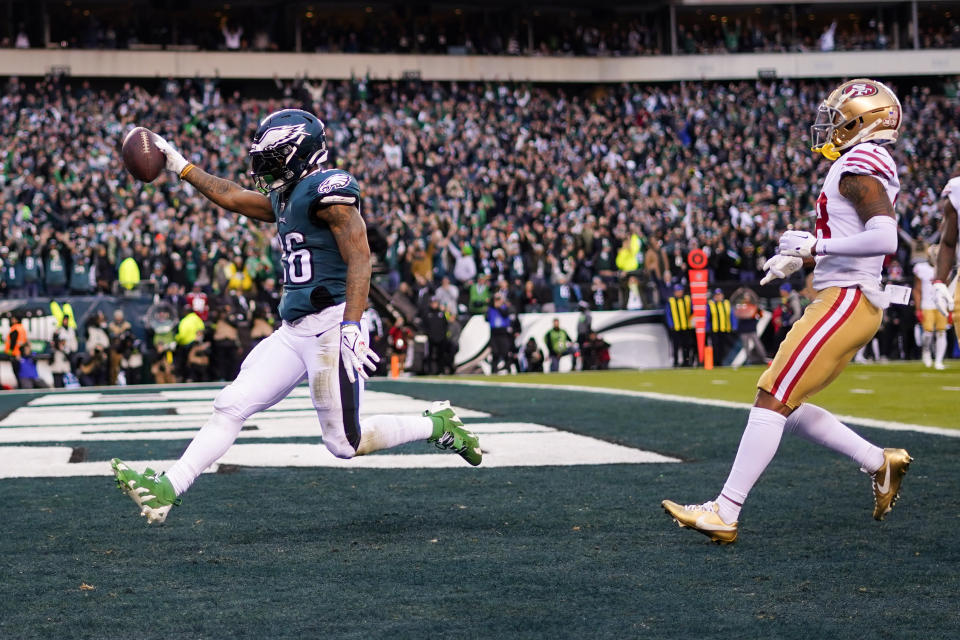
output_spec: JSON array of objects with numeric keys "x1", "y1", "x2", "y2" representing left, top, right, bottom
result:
[
  {"x1": 454, "y1": 310, "x2": 671, "y2": 373},
  {"x1": 3, "y1": 49, "x2": 960, "y2": 81}
]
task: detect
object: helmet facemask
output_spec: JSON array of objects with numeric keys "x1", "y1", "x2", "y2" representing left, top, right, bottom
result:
[
  {"x1": 249, "y1": 113, "x2": 328, "y2": 194},
  {"x1": 250, "y1": 142, "x2": 300, "y2": 193},
  {"x1": 809, "y1": 79, "x2": 901, "y2": 161}
]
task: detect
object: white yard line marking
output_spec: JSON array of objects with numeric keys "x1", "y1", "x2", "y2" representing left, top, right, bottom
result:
[{"x1": 401, "y1": 379, "x2": 960, "y2": 438}]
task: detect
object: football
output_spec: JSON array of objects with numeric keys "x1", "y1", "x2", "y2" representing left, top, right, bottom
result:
[{"x1": 121, "y1": 126, "x2": 165, "y2": 182}]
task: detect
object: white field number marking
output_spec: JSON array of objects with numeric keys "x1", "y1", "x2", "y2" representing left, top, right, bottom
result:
[{"x1": 0, "y1": 388, "x2": 678, "y2": 478}]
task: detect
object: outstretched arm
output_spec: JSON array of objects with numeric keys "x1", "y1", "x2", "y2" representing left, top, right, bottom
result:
[
  {"x1": 181, "y1": 166, "x2": 275, "y2": 222},
  {"x1": 315, "y1": 203, "x2": 371, "y2": 323},
  {"x1": 154, "y1": 134, "x2": 275, "y2": 223}
]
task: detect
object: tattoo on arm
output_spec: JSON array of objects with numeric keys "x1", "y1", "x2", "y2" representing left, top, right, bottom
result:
[
  {"x1": 183, "y1": 166, "x2": 275, "y2": 222},
  {"x1": 319, "y1": 204, "x2": 371, "y2": 323},
  {"x1": 188, "y1": 170, "x2": 237, "y2": 197},
  {"x1": 838, "y1": 173, "x2": 895, "y2": 224}
]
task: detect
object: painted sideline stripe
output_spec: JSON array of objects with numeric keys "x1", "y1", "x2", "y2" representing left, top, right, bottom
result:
[{"x1": 400, "y1": 379, "x2": 960, "y2": 438}]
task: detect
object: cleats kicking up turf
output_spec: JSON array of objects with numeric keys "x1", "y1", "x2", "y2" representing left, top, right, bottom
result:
[
  {"x1": 871, "y1": 448, "x2": 913, "y2": 521},
  {"x1": 111, "y1": 458, "x2": 181, "y2": 524},
  {"x1": 662, "y1": 500, "x2": 738, "y2": 545},
  {"x1": 425, "y1": 401, "x2": 482, "y2": 466}
]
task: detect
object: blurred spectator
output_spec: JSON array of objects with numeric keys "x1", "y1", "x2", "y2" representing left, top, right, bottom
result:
[
  {"x1": 15, "y1": 343, "x2": 47, "y2": 389},
  {"x1": 388, "y1": 315, "x2": 414, "y2": 371},
  {"x1": 421, "y1": 296, "x2": 451, "y2": 375},
  {"x1": 544, "y1": 318, "x2": 577, "y2": 372},
  {"x1": 576, "y1": 302, "x2": 594, "y2": 370},
  {"x1": 732, "y1": 287, "x2": 768, "y2": 365},
  {"x1": 706, "y1": 289, "x2": 735, "y2": 367},
  {"x1": 49, "y1": 336, "x2": 73, "y2": 387},
  {"x1": 486, "y1": 292, "x2": 515, "y2": 373},
  {"x1": 584, "y1": 332, "x2": 611, "y2": 370},
  {"x1": 4, "y1": 313, "x2": 28, "y2": 359},
  {"x1": 211, "y1": 309, "x2": 241, "y2": 381},
  {"x1": 665, "y1": 284, "x2": 695, "y2": 367},
  {"x1": 85, "y1": 311, "x2": 110, "y2": 355},
  {"x1": 521, "y1": 337, "x2": 545, "y2": 373},
  {"x1": 45, "y1": 248, "x2": 67, "y2": 297},
  {"x1": 772, "y1": 283, "x2": 802, "y2": 348},
  {"x1": 185, "y1": 331, "x2": 212, "y2": 382},
  {"x1": 469, "y1": 274, "x2": 492, "y2": 316}
]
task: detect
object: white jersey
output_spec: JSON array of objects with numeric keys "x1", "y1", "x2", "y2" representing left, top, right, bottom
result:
[
  {"x1": 913, "y1": 261, "x2": 936, "y2": 309},
  {"x1": 942, "y1": 176, "x2": 960, "y2": 264},
  {"x1": 812, "y1": 142, "x2": 899, "y2": 293}
]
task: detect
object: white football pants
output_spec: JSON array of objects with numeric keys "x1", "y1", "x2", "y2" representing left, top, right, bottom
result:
[{"x1": 165, "y1": 303, "x2": 434, "y2": 495}]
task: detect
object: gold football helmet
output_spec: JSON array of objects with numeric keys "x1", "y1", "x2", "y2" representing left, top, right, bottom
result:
[{"x1": 810, "y1": 79, "x2": 902, "y2": 160}]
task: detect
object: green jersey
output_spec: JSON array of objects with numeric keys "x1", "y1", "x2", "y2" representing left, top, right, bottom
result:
[{"x1": 271, "y1": 168, "x2": 361, "y2": 322}]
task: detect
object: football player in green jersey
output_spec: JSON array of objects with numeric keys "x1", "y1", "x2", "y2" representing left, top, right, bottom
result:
[{"x1": 111, "y1": 110, "x2": 481, "y2": 524}]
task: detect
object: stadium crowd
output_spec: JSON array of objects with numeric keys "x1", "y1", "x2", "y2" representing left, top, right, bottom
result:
[
  {"x1": 6, "y1": 3, "x2": 960, "y2": 56},
  {"x1": 0, "y1": 72, "x2": 957, "y2": 385}
]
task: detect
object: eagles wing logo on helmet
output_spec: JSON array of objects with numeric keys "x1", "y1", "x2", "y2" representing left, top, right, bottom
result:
[
  {"x1": 843, "y1": 83, "x2": 879, "y2": 98},
  {"x1": 251, "y1": 123, "x2": 307, "y2": 152},
  {"x1": 317, "y1": 173, "x2": 352, "y2": 195}
]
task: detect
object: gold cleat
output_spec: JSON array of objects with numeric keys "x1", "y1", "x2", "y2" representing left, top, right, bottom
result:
[
  {"x1": 662, "y1": 500, "x2": 738, "y2": 545},
  {"x1": 872, "y1": 448, "x2": 913, "y2": 521}
]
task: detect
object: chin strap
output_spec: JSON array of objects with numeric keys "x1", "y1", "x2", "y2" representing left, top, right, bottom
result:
[{"x1": 811, "y1": 142, "x2": 842, "y2": 161}]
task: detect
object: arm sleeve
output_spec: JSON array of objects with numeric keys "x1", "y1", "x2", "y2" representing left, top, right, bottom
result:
[{"x1": 816, "y1": 215, "x2": 898, "y2": 257}]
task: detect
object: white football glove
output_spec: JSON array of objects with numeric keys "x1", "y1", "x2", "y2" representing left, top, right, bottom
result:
[
  {"x1": 340, "y1": 321, "x2": 380, "y2": 383},
  {"x1": 778, "y1": 230, "x2": 818, "y2": 258},
  {"x1": 933, "y1": 280, "x2": 955, "y2": 317},
  {"x1": 760, "y1": 254, "x2": 804, "y2": 286},
  {"x1": 152, "y1": 134, "x2": 189, "y2": 175}
]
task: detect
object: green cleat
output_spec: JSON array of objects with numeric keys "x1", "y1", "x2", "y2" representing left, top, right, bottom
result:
[
  {"x1": 111, "y1": 458, "x2": 181, "y2": 524},
  {"x1": 425, "y1": 401, "x2": 482, "y2": 466}
]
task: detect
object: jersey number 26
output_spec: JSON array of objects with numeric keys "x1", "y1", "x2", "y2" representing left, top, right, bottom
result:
[{"x1": 282, "y1": 232, "x2": 312, "y2": 284}]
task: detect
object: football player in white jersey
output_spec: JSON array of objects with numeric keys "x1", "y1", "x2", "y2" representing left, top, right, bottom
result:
[
  {"x1": 933, "y1": 176, "x2": 960, "y2": 336},
  {"x1": 663, "y1": 79, "x2": 912, "y2": 544},
  {"x1": 913, "y1": 244, "x2": 948, "y2": 369}
]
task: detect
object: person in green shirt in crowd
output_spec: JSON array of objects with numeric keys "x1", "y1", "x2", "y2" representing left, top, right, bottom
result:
[
  {"x1": 468, "y1": 273, "x2": 492, "y2": 315},
  {"x1": 544, "y1": 318, "x2": 577, "y2": 372},
  {"x1": 45, "y1": 247, "x2": 67, "y2": 296}
]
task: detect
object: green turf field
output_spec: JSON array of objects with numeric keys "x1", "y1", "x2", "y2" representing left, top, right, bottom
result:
[
  {"x1": 0, "y1": 378, "x2": 958, "y2": 639},
  {"x1": 472, "y1": 361, "x2": 960, "y2": 429}
]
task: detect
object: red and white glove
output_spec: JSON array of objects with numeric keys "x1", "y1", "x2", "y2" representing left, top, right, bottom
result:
[{"x1": 340, "y1": 321, "x2": 380, "y2": 383}]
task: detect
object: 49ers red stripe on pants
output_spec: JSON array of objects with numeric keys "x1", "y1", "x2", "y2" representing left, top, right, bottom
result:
[{"x1": 758, "y1": 287, "x2": 882, "y2": 409}]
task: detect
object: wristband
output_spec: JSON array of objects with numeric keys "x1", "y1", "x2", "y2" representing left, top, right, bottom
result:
[
  {"x1": 179, "y1": 163, "x2": 196, "y2": 180},
  {"x1": 933, "y1": 279, "x2": 944, "y2": 284},
  {"x1": 341, "y1": 321, "x2": 361, "y2": 328}
]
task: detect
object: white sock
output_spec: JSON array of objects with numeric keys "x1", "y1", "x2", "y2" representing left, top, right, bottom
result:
[
  {"x1": 922, "y1": 332, "x2": 932, "y2": 357},
  {"x1": 355, "y1": 415, "x2": 435, "y2": 455},
  {"x1": 935, "y1": 331, "x2": 947, "y2": 365},
  {"x1": 165, "y1": 410, "x2": 244, "y2": 496},
  {"x1": 716, "y1": 407, "x2": 786, "y2": 524},
  {"x1": 784, "y1": 403, "x2": 884, "y2": 473}
]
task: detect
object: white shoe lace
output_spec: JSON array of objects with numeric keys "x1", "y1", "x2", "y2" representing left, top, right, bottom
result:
[{"x1": 682, "y1": 501, "x2": 718, "y2": 513}]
